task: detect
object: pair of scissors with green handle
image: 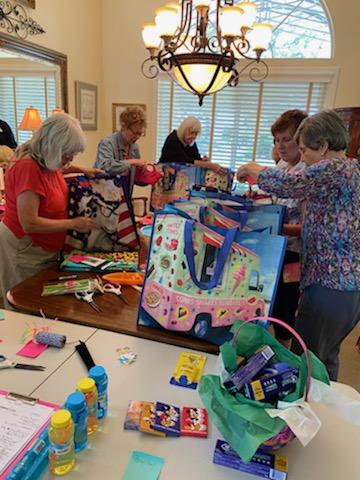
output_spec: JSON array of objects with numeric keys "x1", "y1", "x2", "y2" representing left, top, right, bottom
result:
[{"x1": 0, "y1": 354, "x2": 46, "y2": 371}]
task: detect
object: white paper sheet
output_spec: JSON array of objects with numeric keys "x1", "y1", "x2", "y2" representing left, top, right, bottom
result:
[{"x1": 0, "y1": 395, "x2": 54, "y2": 475}]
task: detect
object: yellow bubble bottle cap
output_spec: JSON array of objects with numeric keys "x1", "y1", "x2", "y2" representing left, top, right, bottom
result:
[
  {"x1": 51, "y1": 409, "x2": 71, "y2": 429},
  {"x1": 77, "y1": 377, "x2": 95, "y2": 393}
]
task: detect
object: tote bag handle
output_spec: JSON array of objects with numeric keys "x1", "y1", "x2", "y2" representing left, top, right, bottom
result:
[
  {"x1": 231, "y1": 316, "x2": 312, "y2": 401},
  {"x1": 184, "y1": 220, "x2": 237, "y2": 290}
]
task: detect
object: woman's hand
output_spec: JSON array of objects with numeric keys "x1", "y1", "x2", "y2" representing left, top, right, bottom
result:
[
  {"x1": 207, "y1": 162, "x2": 227, "y2": 174},
  {"x1": 71, "y1": 216, "x2": 96, "y2": 233},
  {"x1": 236, "y1": 162, "x2": 265, "y2": 183},
  {"x1": 127, "y1": 158, "x2": 152, "y2": 167},
  {"x1": 82, "y1": 167, "x2": 104, "y2": 178}
]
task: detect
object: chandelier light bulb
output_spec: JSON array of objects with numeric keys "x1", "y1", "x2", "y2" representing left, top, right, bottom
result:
[
  {"x1": 155, "y1": 7, "x2": 179, "y2": 38},
  {"x1": 165, "y1": 2, "x2": 181, "y2": 26},
  {"x1": 142, "y1": 23, "x2": 161, "y2": 49},
  {"x1": 238, "y1": 2, "x2": 257, "y2": 29},
  {"x1": 220, "y1": 6, "x2": 244, "y2": 38},
  {"x1": 192, "y1": 0, "x2": 211, "y2": 8},
  {"x1": 251, "y1": 23, "x2": 272, "y2": 51}
]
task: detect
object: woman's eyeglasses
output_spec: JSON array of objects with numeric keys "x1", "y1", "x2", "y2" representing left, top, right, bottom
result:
[{"x1": 129, "y1": 127, "x2": 145, "y2": 138}]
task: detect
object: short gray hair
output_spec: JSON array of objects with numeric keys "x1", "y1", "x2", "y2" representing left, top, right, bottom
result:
[
  {"x1": 176, "y1": 116, "x2": 201, "y2": 142},
  {"x1": 15, "y1": 113, "x2": 86, "y2": 170},
  {"x1": 295, "y1": 109, "x2": 349, "y2": 152}
]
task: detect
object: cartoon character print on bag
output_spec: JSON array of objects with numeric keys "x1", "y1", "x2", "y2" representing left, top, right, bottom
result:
[{"x1": 66, "y1": 175, "x2": 138, "y2": 251}]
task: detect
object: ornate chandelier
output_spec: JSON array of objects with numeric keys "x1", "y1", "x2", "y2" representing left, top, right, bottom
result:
[{"x1": 141, "y1": 1, "x2": 272, "y2": 105}]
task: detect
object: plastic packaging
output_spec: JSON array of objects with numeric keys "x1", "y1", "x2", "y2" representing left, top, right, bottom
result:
[
  {"x1": 89, "y1": 365, "x2": 108, "y2": 420},
  {"x1": 48, "y1": 409, "x2": 75, "y2": 475},
  {"x1": 65, "y1": 392, "x2": 88, "y2": 452},
  {"x1": 76, "y1": 378, "x2": 98, "y2": 435}
]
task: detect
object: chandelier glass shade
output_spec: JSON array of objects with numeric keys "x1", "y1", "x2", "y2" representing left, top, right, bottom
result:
[{"x1": 141, "y1": 1, "x2": 272, "y2": 105}]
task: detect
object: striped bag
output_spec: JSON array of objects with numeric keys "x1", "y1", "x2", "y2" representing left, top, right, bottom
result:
[{"x1": 65, "y1": 174, "x2": 139, "y2": 252}]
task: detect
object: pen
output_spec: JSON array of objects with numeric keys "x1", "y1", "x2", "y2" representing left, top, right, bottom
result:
[{"x1": 48, "y1": 275, "x2": 78, "y2": 281}]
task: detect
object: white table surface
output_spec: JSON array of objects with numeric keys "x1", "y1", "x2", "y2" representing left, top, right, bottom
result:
[
  {"x1": 33, "y1": 328, "x2": 360, "y2": 480},
  {"x1": 0, "y1": 309, "x2": 96, "y2": 396}
]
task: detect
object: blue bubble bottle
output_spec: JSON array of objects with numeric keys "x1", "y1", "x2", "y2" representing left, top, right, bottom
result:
[
  {"x1": 89, "y1": 365, "x2": 108, "y2": 420},
  {"x1": 65, "y1": 392, "x2": 88, "y2": 452}
]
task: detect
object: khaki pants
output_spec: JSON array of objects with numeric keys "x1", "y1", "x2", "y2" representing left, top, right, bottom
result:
[{"x1": 0, "y1": 222, "x2": 58, "y2": 309}]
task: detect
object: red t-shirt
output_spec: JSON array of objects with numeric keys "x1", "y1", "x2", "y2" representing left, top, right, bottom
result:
[{"x1": 4, "y1": 157, "x2": 69, "y2": 251}]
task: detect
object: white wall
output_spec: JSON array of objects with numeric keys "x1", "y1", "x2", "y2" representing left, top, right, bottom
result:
[{"x1": 29, "y1": 0, "x2": 105, "y2": 166}]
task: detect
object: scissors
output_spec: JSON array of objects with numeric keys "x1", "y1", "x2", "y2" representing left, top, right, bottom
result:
[
  {"x1": 0, "y1": 354, "x2": 46, "y2": 371},
  {"x1": 103, "y1": 283, "x2": 129, "y2": 305},
  {"x1": 75, "y1": 291, "x2": 102, "y2": 312}
]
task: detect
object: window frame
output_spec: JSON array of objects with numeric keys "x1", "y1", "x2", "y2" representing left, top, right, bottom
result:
[{"x1": 151, "y1": 66, "x2": 339, "y2": 166}]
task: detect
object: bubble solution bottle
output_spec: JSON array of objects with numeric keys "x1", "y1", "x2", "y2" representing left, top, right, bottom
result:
[
  {"x1": 65, "y1": 392, "x2": 88, "y2": 452},
  {"x1": 48, "y1": 409, "x2": 75, "y2": 476},
  {"x1": 89, "y1": 365, "x2": 108, "y2": 420},
  {"x1": 77, "y1": 377, "x2": 98, "y2": 435}
]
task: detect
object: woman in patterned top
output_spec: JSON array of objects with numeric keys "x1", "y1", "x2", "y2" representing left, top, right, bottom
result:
[{"x1": 236, "y1": 110, "x2": 360, "y2": 380}]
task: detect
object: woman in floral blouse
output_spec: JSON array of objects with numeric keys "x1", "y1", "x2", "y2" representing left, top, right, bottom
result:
[{"x1": 237, "y1": 110, "x2": 360, "y2": 380}]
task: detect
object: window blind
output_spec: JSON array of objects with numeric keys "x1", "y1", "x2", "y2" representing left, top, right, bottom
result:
[
  {"x1": 0, "y1": 74, "x2": 57, "y2": 144},
  {"x1": 156, "y1": 78, "x2": 327, "y2": 170}
]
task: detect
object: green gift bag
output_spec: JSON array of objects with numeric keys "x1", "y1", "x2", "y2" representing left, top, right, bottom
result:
[{"x1": 199, "y1": 317, "x2": 330, "y2": 462}]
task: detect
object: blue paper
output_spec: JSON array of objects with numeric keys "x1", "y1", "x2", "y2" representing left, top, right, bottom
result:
[
  {"x1": 0, "y1": 310, "x2": 4, "y2": 320},
  {"x1": 122, "y1": 451, "x2": 164, "y2": 480}
]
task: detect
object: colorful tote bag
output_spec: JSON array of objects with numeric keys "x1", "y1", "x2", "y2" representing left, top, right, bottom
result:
[
  {"x1": 138, "y1": 212, "x2": 270, "y2": 345},
  {"x1": 196, "y1": 167, "x2": 234, "y2": 193},
  {"x1": 151, "y1": 163, "x2": 197, "y2": 210},
  {"x1": 219, "y1": 204, "x2": 286, "y2": 235},
  {"x1": 163, "y1": 205, "x2": 287, "y2": 316},
  {"x1": 151, "y1": 164, "x2": 235, "y2": 210},
  {"x1": 65, "y1": 174, "x2": 139, "y2": 252}
]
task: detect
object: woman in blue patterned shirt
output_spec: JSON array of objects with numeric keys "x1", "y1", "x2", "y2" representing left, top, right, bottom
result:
[{"x1": 236, "y1": 110, "x2": 360, "y2": 380}]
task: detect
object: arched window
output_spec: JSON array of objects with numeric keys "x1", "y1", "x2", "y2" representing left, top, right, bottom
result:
[
  {"x1": 156, "y1": 1, "x2": 335, "y2": 169},
  {"x1": 256, "y1": 0, "x2": 332, "y2": 58}
]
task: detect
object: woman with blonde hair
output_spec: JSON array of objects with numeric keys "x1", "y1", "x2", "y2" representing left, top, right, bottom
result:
[
  {"x1": 94, "y1": 105, "x2": 153, "y2": 190},
  {"x1": 159, "y1": 116, "x2": 225, "y2": 173},
  {"x1": 237, "y1": 110, "x2": 360, "y2": 380},
  {"x1": 0, "y1": 112, "x2": 101, "y2": 308}
]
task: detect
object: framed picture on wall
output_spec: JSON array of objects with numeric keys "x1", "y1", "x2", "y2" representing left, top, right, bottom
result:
[
  {"x1": 75, "y1": 81, "x2": 98, "y2": 131},
  {"x1": 18, "y1": 0, "x2": 36, "y2": 8},
  {"x1": 112, "y1": 103, "x2": 146, "y2": 133}
]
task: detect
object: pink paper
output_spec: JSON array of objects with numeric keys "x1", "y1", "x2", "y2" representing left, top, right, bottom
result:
[
  {"x1": 68, "y1": 254, "x2": 86, "y2": 263},
  {"x1": 16, "y1": 340, "x2": 48, "y2": 358}
]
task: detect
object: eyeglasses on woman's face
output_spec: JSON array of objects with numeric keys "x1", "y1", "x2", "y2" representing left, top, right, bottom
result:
[{"x1": 128, "y1": 126, "x2": 145, "y2": 138}]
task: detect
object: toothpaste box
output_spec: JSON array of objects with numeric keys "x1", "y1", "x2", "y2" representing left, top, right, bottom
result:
[
  {"x1": 213, "y1": 439, "x2": 288, "y2": 480},
  {"x1": 243, "y1": 367, "x2": 299, "y2": 402},
  {"x1": 224, "y1": 345, "x2": 275, "y2": 395}
]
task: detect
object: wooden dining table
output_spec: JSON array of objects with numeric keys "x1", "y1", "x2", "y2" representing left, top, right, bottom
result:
[{"x1": 8, "y1": 266, "x2": 219, "y2": 354}]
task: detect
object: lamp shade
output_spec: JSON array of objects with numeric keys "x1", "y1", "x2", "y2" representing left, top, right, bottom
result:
[
  {"x1": 155, "y1": 7, "x2": 178, "y2": 37},
  {"x1": 18, "y1": 106, "x2": 42, "y2": 131},
  {"x1": 193, "y1": 0, "x2": 211, "y2": 7},
  {"x1": 142, "y1": 23, "x2": 161, "y2": 48},
  {"x1": 251, "y1": 23, "x2": 272, "y2": 51},
  {"x1": 173, "y1": 57, "x2": 233, "y2": 95},
  {"x1": 220, "y1": 6, "x2": 244, "y2": 37},
  {"x1": 238, "y1": 2, "x2": 257, "y2": 28}
]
